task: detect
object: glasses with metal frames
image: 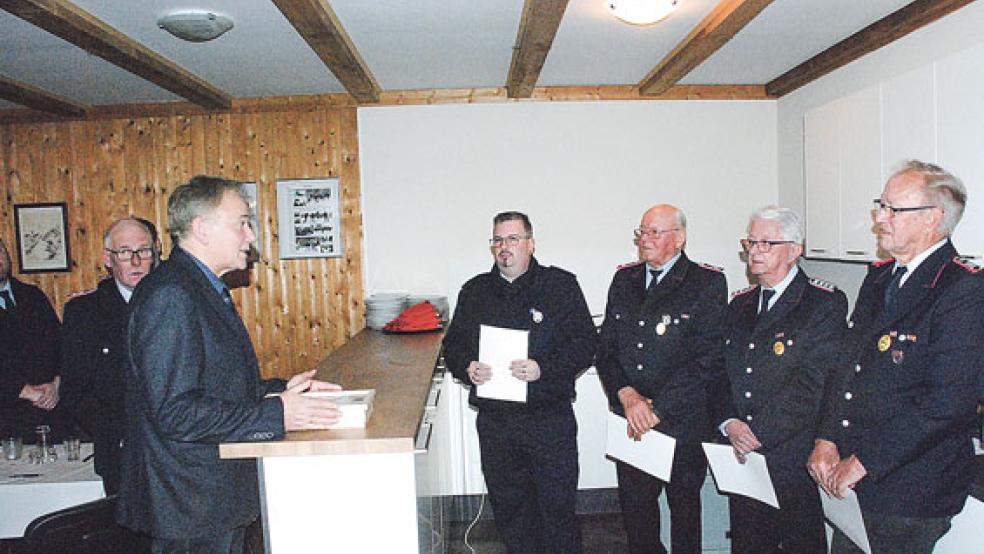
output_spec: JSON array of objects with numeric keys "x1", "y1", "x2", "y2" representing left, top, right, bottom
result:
[{"x1": 106, "y1": 247, "x2": 154, "y2": 262}]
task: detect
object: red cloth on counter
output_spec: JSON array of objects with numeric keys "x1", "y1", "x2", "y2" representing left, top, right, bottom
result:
[{"x1": 383, "y1": 301, "x2": 442, "y2": 332}]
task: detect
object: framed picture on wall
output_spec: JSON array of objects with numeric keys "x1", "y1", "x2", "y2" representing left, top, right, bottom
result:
[
  {"x1": 276, "y1": 178, "x2": 343, "y2": 259},
  {"x1": 13, "y1": 202, "x2": 71, "y2": 273}
]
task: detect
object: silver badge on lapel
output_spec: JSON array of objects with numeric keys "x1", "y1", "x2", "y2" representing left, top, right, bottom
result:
[
  {"x1": 891, "y1": 349, "x2": 905, "y2": 364},
  {"x1": 530, "y1": 308, "x2": 544, "y2": 324}
]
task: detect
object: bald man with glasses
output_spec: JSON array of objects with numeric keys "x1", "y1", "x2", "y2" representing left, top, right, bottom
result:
[
  {"x1": 714, "y1": 206, "x2": 847, "y2": 554},
  {"x1": 810, "y1": 160, "x2": 984, "y2": 554}
]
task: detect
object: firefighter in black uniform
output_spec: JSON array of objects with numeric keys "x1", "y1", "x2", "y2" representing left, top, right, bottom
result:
[
  {"x1": 596, "y1": 204, "x2": 726, "y2": 554},
  {"x1": 810, "y1": 161, "x2": 984, "y2": 554},
  {"x1": 442, "y1": 211, "x2": 596, "y2": 554},
  {"x1": 60, "y1": 218, "x2": 156, "y2": 494},
  {"x1": 716, "y1": 206, "x2": 846, "y2": 553}
]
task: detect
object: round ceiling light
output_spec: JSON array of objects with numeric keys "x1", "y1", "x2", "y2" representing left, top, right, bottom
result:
[
  {"x1": 157, "y1": 11, "x2": 234, "y2": 42},
  {"x1": 608, "y1": 0, "x2": 680, "y2": 26}
]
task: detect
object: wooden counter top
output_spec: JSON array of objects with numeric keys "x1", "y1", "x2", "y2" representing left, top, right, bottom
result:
[{"x1": 220, "y1": 329, "x2": 443, "y2": 459}]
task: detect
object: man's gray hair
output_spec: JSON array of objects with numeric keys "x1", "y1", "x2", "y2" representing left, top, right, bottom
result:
[
  {"x1": 892, "y1": 160, "x2": 966, "y2": 235},
  {"x1": 168, "y1": 175, "x2": 247, "y2": 243},
  {"x1": 749, "y1": 205, "x2": 804, "y2": 243},
  {"x1": 102, "y1": 218, "x2": 153, "y2": 249},
  {"x1": 672, "y1": 207, "x2": 687, "y2": 230}
]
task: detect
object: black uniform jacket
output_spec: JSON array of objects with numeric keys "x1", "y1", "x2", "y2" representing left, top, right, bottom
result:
[
  {"x1": 596, "y1": 253, "x2": 727, "y2": 443},
  {"x1": 717, "y1": 269, "x2": 847, "y2": 485},
  {"x1": 820, "y1": 240, "x2": 984, "y2": 517},
  {"x1": 442, "y1": 257, "x2": 597, "y2": 413},
  {"x1": 117, "y1": 247, "x2": 286, "y2": 539},
  {"x1": 0, "y1": 278, "x2": 61, "y2": 438},
  {"x1": 60, "y1": 277, "x2": 129, "y2": 479}
]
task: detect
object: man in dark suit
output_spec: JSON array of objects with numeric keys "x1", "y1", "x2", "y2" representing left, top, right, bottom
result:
[
  {"x1": 809, "y1": 161, "x2": 984, "y2": 554},
  {"x1": 442, "y1": 211, "x2": 597, "y2": 553},
  {"x1": 61, "y1": 217, "x2": 157, "y2": 495},
  {"x1": 596, "y1": 204, "x2": 727, "y2": 554},
  {"x1": 116, "y1": 176, "x2": 344, "y2": 554},
  {"x1": 0, "y1": 236, "x2": 62, "y2": 441},
  {"x1": 716, "y1": 206, "x2": 846, "y2": 553}
]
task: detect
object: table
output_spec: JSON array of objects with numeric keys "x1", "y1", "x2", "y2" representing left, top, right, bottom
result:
[
  {"x1": 220, "y1": 330, "x2": 443, "y2": 553},
  {"x1": 0, "y1": 442, "x2": 105, "y2": 538}
]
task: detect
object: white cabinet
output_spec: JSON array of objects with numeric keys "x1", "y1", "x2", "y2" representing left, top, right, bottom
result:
[
  {"x1": 803, "y1": 85, "x2": 881, "y2": 261},
  {"x1": 936, "y1": 42, "x2": 984, "y2": 259}
]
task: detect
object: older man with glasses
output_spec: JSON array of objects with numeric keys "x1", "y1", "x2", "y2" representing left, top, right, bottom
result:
[
  {"x1": 810, "y1": 160, "x2": 984, "y2": 554},
  {"x1": 596, "y1": 204, "x2": 727, "y2": 554},
  {"x1": 60, "y1": 217, "x2": 158, "y2": 495},
  {"x1": 714, "y1": 206, "x2": 847, "y2": 553},
  {"x1": 442, "y1": 211, "x2": 597, "y2": 553}
]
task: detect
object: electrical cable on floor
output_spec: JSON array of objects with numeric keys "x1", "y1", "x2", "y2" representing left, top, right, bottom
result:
[{"x1": 462, "y1": 493, "x2": 486, "y2": 554}]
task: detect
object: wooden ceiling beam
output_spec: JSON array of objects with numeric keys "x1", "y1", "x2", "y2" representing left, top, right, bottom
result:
[
  {"x1": 271, "y1": 0, "x2": 381, "y2": 103},
  {"x1": 0, "y1": 73, "x2": 88, "y2": 117},
  {"x1": 0, "y1": 0, "x2": 230, "y2": 109},
  {"x1": 766, "y1": 0, "x2": 976, "y2": 97},
  {"x1": 640, "y1": 0, "x2": 775, "y2": 96},
  {"x1": 506, "y1": 0, "x2": 570, "y2": 98}
]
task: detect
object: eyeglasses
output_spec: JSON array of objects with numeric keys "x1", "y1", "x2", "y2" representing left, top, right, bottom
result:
[
  {"x1": 633, "y1": 227, "x2": 680, "y2": 240},
  {"x1": 740, "y1": 239, "x2": 795, "y2": 253},
  {"x1": 872, "y1": 199, "x2": 937, "y2": 218},
  {"x1": 106, "y1": 247, "x2": 154, "y2": 262},
  {"x1": 489, "y1": 234, "x2": 530, "y2": 247}
]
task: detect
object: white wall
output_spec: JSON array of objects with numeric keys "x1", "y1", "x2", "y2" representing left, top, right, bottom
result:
[
  {"x1": 778, "y1": 1, "x2": 984, "y2": 303},
  {"x1": 358, "y1": 100, "x2": 777, "y2": 314}
]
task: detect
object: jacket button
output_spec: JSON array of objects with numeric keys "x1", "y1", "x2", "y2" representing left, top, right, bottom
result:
[
  {"x1": 855, "y1": 363, "x2": 862, "y2": 373},
  {"x1": 638, "y1": 320, "x2": 645, "y2": 326},
  {"x1": 725, "y1": 339, "x2": 731, "y2": 345},
  {"x1": 745, "y1": 415, "x2": 753, "y2": 422},
  {"x1": 636, "y1": 364, "x2": 643, "y2": 370},
  {"x1": 844, "y1": 392, "x2": 853, "y2": 400},
  {"x1": 746, "y1": 367, "x2": 753, "y2": 374},
  {"x1": 637, "y1": 342, "x2": 644, "y2": 349},
  {"x1": 744, "y1": 391, "x2": 752, "y2": 398},
  {"x1": 101, "y1": 347, "x2": 110, "y2": 354},
  {"x1": 748, "y1": 342, "x2": 755, "y2": 350},
  {"x1": 841, "y1": 419, "x2": 850, "y2": 428}
]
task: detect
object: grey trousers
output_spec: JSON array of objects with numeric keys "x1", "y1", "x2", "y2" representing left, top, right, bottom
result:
[{"x1": 830, "y1": 510, "x2": 952, "y2": 554}]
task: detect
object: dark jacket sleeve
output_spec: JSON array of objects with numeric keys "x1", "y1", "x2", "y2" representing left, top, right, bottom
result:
[
  {"x1": 128, "y1": 283, "x2": 284, "y2": 444},
  {"x1": 59, "y1": 299, "x2": 98, "y2": 433},
  {"x1": 752, "y1": 290, "x2": 848, "y2": 449}
]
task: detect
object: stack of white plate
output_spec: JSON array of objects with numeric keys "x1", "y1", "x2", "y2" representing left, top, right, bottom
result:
[
  {"x1": 408, "y1": 294, "x2": 450, "y2": 323},
  {"x1": 365, "y1": 293, "x2": 408, "y2": 330}
]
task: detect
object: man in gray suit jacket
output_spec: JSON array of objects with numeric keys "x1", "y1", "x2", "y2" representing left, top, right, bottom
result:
[{"x1": 117, "y1": 176, "x2": 343, "y2": 554}]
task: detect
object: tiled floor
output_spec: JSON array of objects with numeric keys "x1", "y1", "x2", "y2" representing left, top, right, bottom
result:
[{"x1": 446, "y1": 513, "x2": 629, "y2": 554}]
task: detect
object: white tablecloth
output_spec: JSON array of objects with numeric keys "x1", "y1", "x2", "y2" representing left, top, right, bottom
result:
[{"x1": 0, "y1": 442, "x2": 105, "y2": 538}]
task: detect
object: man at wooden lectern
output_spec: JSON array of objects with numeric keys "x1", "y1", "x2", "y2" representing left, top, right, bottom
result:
[{"x1": 117, "y1": 176, "x2": 343, "y2": 554}]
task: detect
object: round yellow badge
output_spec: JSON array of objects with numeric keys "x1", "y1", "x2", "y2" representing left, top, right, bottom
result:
[
  {"x1": 773, "y1": 341, "x2": 784, "y2": 356},
  {"x1": 877, "y1": 335, "x2": 891, "y2": 352}
]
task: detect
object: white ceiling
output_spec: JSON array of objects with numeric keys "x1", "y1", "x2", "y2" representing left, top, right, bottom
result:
[{"x1": 0, "y1": 0, "x2": 924, "y2": 110}]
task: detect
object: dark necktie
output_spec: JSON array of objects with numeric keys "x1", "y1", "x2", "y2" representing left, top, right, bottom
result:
[
  {"x1": 0, "y1": 290, "x2": 13, "y2": 312},
  {"x1": 883, "y1": 266, "x2": 907, "y2": 308},
  {"x1": 759, "y1": 288, "x2": 775, "y2": 315},
  {"x1": 646, "y1": 268, "x2": 663, "y2": 294}
]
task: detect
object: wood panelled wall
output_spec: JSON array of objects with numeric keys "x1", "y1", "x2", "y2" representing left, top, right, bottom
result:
[{"x1": 0, "y1": 104, "x2": 365, "y2": 380}]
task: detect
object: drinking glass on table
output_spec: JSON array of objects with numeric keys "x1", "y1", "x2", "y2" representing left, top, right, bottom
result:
[
  {"x1": 3, "y1": 436, "x2": 23, "y2": 461},
  {"x1": 34, "y1": 425, "x2": 56, "y2": 463},
  {"x1": 63, "y1": 436, "x2": 81, "y2": 461}
]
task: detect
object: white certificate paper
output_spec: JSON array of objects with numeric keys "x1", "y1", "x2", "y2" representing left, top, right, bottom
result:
[
  {"x1": 820, "y1": 487, "x2": 872, "y2": 554},
  {"x1": 605, "y1": 412, "x2": 676, "y2": 481},
  {"x1": 702, "y1": 443, "x2": 779, "y2": 508},
  {"x1": 477, "y1": 324, "x2": 528, "y2": 402}
]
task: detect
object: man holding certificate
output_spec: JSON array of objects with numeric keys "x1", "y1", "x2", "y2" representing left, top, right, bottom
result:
[
  {"x1": 442, "y1": 211, "x2": 596, "y2": 553},
  {"x1": 596, "y1": 204, "x2": 726, "y2": 554},
  {"x1": 716, "y1": 206, "x2": 847, "y2": 553}
]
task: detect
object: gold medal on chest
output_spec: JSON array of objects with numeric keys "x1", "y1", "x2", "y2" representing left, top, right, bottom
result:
[
  {"x1": 877, "y1": 335, "x2": 891, "y2": 352},
  {"x1": 773, "y1": 341, "x2": 784, "y2": 356},
  {"x1": 656, "y1": 322, "x2": 667, "y2": 336}
]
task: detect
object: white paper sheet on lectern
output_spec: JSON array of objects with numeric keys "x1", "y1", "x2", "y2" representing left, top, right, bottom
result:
[
  {"x1": 477, "y1": 325, "x2": 528, "y2": 402},
  {"x1": 820, "y1": 487, "x2": 872, "y2": 554},
  {"x1": 702, "y1": 443, "x2": 779, "y2": 508},
  {"x1": 604, "y1": 412, "x2": 676, "y2": 481}
]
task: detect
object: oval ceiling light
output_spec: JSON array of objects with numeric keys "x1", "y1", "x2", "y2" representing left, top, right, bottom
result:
[
  {"x1": 157, "y1": 11, "x2": 234, "y2": 42},
  {"x1": 608, "y1": 0, "x2": 680, "y2": 26}
]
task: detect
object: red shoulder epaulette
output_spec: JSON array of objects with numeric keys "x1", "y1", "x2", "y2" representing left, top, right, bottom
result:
[
  {"x1": 698, "y1": 262, "x2": 724, "y2": 273},
  {"x1": 730, "y1": 285, "x2": 756, "y2": 300},
  {"x1": 617, "y1": 259, "x2": 644, "y2": 270},
  {"x1": 871, "y1": 258, "x2": 894, "y2": 267},
  {"x1": 952, "y1": 256, "x2": 981, "y2": 273},
  {"x1": 67, "y1": 287, "x2": 97, "y2": 300},
  {"x1": 808, "y1": 277, "x2": 836, "y2": 292}
]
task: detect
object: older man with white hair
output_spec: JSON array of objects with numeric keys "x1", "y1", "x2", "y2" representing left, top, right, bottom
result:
[{"x1": 716, "y1": 206, "x2": 847, "y2": 554}]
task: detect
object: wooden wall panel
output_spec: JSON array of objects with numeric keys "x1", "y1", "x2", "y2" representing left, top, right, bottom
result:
[{"x1": 0, "y1": 104, "x2": 365, "y2": 379}]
